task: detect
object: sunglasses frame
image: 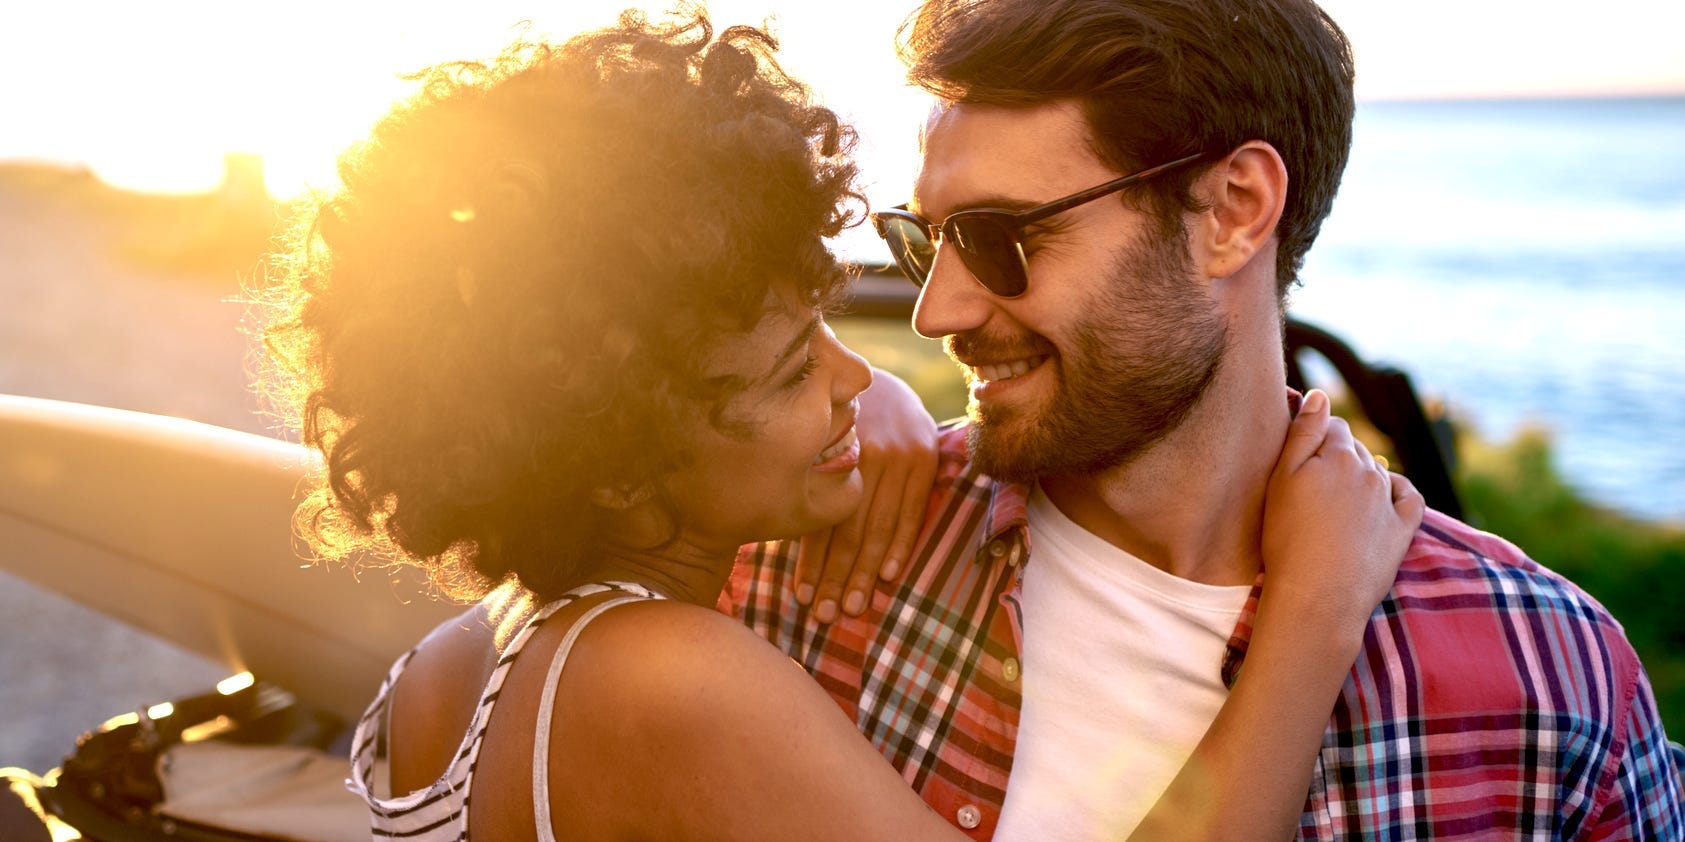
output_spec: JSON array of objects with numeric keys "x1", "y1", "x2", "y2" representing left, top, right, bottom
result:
[{"x1": 870, "y1": 152, "x2": 1207, "y2": 297}]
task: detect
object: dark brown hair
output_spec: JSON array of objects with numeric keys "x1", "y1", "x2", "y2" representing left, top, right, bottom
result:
[
  {"x1": 261, "y1": 8, "x2": 859, "y2": 602},
  {"x1": 900, "y1": 0, "x2": 1355, "y2": 293}
]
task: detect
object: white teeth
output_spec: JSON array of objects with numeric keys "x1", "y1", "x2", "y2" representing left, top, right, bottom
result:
[
  {"x1": 973, "y1": 356, "x2": 1046, "y2": 384},
  {"x1": 814, "y1": 426, "x2": 858, "y2": 465}
]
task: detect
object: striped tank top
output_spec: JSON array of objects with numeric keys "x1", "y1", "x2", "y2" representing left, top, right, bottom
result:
[{"x1": 347, "y1": 581, "x2": 664, "y2": 840}]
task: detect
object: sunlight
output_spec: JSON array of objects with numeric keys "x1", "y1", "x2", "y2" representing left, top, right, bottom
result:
[
  {"x1": 216, "y1": 671, "x2": 256, "y2": 695},
  {"x1": 99, "y1": 711, "x2": 140, "y2": 731},
  {"x1": 3, "y1": 1, "x2": 1680, "y2": 197},
  {"x1": 90, "y1": 153, "x2": 225, "y2": 196},
  {"x1": 0, "y1": 1, "x2": 925, "y2": 199},
  {"x1": 1, "y1": 772, "x2": 84, "y2": 840}
]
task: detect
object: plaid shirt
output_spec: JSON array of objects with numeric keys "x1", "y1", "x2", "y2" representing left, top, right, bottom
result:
[{"x1": 727, "y1": 425, "x2": 1684, "y2": 839}]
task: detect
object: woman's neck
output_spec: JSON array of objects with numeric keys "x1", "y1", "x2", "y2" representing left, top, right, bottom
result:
[{"x1": 589, "y1": 539, "x2": 737, "y2": 608}]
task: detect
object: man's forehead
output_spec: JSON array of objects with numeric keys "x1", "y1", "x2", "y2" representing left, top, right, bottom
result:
[{"x1": 912, "y1": 99, "x2": 1109, "y2": 214}]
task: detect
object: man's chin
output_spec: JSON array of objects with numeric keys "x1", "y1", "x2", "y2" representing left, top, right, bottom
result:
[
  {"x1": 966, "y1": 418, "x2": 1047, "y2": 485},
  {"x1": 967, "y1": 402, "x2": 1163, "y2": 484}
]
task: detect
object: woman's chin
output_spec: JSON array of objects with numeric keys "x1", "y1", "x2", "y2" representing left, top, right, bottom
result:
[{"x1": 791, "y1": 469, "x2": 866, "y2": 537}]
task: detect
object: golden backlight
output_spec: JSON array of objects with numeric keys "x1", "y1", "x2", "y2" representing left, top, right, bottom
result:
[
  {"x1": 0, "y1": 1, "x2": 1680, "y2": 198},
  {"x1": 0, "y1": 1, "x2": 920, "y2": 200}
]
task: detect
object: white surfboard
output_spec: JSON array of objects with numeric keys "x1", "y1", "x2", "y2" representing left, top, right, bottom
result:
[{"x1": 0, "y1": 394, "x2": 459, "y2": 723}]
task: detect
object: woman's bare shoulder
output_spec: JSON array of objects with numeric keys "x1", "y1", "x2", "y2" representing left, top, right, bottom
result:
[
  {"x1": 547, "y1": 598, "x2": 811, "y2": 727},
  {"x1": 535, "y1": 598, "x2": 964, "y2": 841},
  {"x1": 386, "y1": 603, "x2": 496, "y2": 794},
  {"x1": 398, "y1": 603, "x2": 496, "y2": 696}
]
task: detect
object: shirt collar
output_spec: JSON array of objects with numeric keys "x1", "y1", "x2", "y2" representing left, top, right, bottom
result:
[
  {"x1": 982, "y1": 478, "x2": 1031, "y2": 544},
  {"x1": 1220, "y1": 572, "x2": 1268, "y2": 688},
  {"x1": 984, "y1": 472, "x2": 1265, "y2": 688},
  {"x1": 977, "y1": 477, "x2": 1034, "y2": 573}
]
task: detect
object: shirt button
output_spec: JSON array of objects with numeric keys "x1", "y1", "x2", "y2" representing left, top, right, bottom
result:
[
  {"x1": 987, "y1": 539, "x2": 1007, "y2": 558},
  {"x1": 1001, "y1": 657, "x2": 1020, "y2": 683},
  {"x1": 956, "y1": 804, "x2": 982, "y2": 829}
]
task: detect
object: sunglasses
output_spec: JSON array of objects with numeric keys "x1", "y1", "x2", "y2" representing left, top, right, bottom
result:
[{"x1": 869, "y1": 152, "x2": 1206, "y2": 298}]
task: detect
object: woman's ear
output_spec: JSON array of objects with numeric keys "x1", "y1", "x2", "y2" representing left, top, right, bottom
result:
[{"x1": 1193, "y1": 140, "x2": 1288, "y2": 281}]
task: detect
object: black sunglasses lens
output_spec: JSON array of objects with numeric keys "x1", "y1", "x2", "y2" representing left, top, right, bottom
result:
[
  {"x1": 878, "y1": 216, "x2": 937, "y2": 287},
  {"x1": 949, "y1": 216, "x2": 1029, "y2": 297}
]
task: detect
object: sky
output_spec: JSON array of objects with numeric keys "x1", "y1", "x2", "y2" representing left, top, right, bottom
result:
[{"x1": 1, "y1": 0, "x2": 1681, "y2": 198}]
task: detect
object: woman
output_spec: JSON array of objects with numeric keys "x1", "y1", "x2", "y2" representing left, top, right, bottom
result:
[{"x1": 261, "y1": 9, "x2": 1421, "y2": 840}]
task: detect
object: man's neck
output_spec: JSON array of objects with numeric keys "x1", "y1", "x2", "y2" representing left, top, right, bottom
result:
[{"x1": 1038, "y1": 345, "x2": 1290, "y2": 587}]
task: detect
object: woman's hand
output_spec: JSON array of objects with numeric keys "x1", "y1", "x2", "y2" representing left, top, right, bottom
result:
[
  {"x1": 795, "y1": 369, "x2": 938, "y2": 623},
  {"x1": 1260, "y1": 388, "x2": 1425, "y2": 635},
  {"x1": 1130, "y1": 389, "x2": 1426, "y2": 842}
]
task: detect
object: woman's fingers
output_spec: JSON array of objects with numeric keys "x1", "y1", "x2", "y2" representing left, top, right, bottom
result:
[
  {"x1": 1314, "y1": 412, "x2": 1358, "y2": 466},
  {"x1": 795, "y1": 530, "x2": 832, "y2": 607},
  {"x1": 882, "y1": 449, "x2": 938, "y2": 584},
  {"x1": 810, "y1": 513, "x2": 863, "y2": 623},
  {"x1": 796, "y1": 450, "x2": 912, "y2": 623},
  {"x1": 1278, "y1": 389, "x2": 1332, "y2": 474},
  {"x1": 1389, "y1": 471, "x2": 1426, "y2": 525},
  {"x1": 833, "y1": 468, "x2": 905, "y2": 616}
]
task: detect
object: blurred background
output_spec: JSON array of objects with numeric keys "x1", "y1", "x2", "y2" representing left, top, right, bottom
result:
[{"x1": 1, "y1": 0, "x2": 1681, "y2": 773}]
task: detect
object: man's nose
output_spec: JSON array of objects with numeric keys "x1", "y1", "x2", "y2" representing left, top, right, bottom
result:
[{"x1": 912, "y1": 242, "x2": 994, "y2": 340}]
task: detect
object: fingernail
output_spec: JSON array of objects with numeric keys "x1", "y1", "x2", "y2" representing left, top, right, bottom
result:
[
  {"x1": 797, "y1": 584, "x2": 814, "y2": 604},
  {"x1": 816, "y1": 599, "x2": 838, "y2": 623},
  {"x1": 1302, "y1": 389, "x2": 1327, "y2": 414},
  {"x1": 880, "y1": 559, "x2": 901, "y2": 581},
  {"x1": 843, "y1": 591, "x2": 866, "y2": 615}
]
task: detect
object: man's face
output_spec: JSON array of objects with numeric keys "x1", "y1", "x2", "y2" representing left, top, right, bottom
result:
[{"x1": 909, "y1": 100, "x2": 1228, "y2": 483}]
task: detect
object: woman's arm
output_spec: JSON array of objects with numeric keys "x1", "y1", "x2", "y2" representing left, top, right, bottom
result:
[
  {"x1": 1129, "y1": 389, "x2": 1425, "y2": 841},
  {"x1": 548, "y1": 599, "x2": 969, "y2": 841}
]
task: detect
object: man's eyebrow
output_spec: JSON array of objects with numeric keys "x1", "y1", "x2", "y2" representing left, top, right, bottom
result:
[
  {"x1": 763, "y1": 315, "x2": 820, "y2": 381},
  {"x1": 910, "y1": 193, "x2": 1042, "y2": 220}
]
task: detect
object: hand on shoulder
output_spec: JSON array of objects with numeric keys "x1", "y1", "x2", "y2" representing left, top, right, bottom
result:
[{"x1": 1261, "y1": 389, "x2": 1425, "y2": 629}]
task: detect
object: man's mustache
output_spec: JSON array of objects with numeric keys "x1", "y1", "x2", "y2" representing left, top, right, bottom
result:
[{"x1": 946, "y1": 331, "x2": 1057, "y2": 366}]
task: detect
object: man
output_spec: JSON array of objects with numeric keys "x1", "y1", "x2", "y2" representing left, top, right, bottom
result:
[{"x1": 729, "y1": 0, "x2": 1683, "y2": 837}]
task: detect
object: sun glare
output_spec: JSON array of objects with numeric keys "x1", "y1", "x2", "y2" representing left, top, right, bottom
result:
[{"x1": 4, "y1": 1, "x2": 1680, "y2": 199}]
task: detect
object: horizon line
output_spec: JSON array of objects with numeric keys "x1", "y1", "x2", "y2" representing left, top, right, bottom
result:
[{"x1": 1358, "y1": 87, "x2": 1685, "y2": 104}]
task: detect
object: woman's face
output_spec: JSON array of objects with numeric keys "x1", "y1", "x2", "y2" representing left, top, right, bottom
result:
[{"x1": 661, "y1": 289, "x2": 875, "y2": 550}]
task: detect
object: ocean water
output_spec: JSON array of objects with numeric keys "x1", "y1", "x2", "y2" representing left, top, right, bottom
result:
[
  {"x1": 836, "y1": 96, "x2": 1685, "y2": 522},
  {"x1": 1292, "y1": 97, "x2": 1685, "y2": 522}
]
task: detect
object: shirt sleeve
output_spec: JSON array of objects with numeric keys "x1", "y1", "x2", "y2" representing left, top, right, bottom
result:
[{"x1": 1587, "y1": 667, "x2": 1684, "y2": 840}]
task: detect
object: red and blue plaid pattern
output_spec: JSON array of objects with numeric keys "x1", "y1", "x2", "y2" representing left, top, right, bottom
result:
[{"x1": 727, "y1": 426, "x2": 1683, "y2": 839}]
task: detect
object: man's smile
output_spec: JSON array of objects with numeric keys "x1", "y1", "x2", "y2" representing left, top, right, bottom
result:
[{"x1": 969, "y1": 354, "x2": 1051, "y2": 384}]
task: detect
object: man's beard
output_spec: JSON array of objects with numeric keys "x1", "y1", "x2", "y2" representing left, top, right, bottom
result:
[{"x1": 957, "y1": 229, "x2": 1228, "y2": 484}]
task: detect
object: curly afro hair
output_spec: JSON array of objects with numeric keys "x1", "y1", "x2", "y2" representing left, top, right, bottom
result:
[{"x1": 260, "y1": 6, "x2": 861, "y2": 602}]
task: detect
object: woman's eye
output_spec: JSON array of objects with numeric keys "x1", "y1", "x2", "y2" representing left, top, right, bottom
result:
[{"x1": 786, "y1": 355, "x2": 820, "y2": 387}]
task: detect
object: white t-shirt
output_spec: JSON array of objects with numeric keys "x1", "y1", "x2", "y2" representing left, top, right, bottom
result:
[{"x1": 993, "y1": 487, "x2": 1251, "y2": 841}]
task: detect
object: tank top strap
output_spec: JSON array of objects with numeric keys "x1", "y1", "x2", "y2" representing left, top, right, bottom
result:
[
  {"x1": 348, "y1": 641, "x2": 422, "y2": 797},
  {"x1": 346, "y1": 580, "x2": 661, "y2": 838},
  {"x1": 531, "y1": 587, "x2": 664, "y2": 842}
]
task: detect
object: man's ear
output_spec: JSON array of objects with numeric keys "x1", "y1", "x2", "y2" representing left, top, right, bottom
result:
[{"x1": 1193, "y1": 140, "x2": 1288, "y2": 281}]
